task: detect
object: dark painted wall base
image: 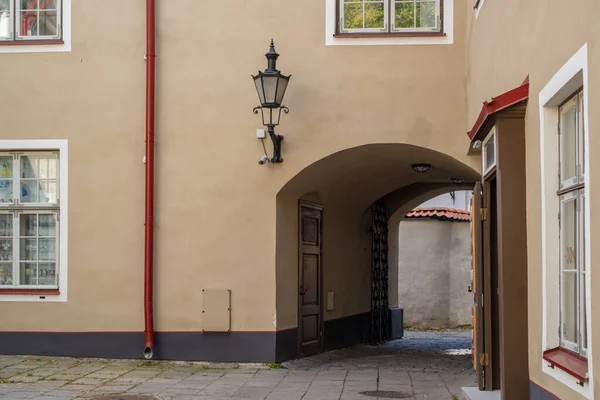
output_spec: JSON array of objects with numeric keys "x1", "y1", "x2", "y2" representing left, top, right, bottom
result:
[
  {"x1": 0, "y1": 312, "x2": 373, "y2": 363},
  {"x1": 530, "y1": 381, "x2": 559, "y2": 400},
  {"x1": 0, "y1": 332, "x2": 278, "y2": 363}
]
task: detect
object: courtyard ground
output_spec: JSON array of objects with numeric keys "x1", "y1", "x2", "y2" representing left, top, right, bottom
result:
[{"x1": 0, "y1": 330, "x2": 475, "y2": 400}]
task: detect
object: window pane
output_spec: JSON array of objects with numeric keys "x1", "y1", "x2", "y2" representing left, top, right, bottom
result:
[
  {"x1": 0, "y1": 262, "x2": 12, "y2": 285},
  {"x1": 20, "y1": 262, "x2": 36, "y2": 285},
  {"x1": 0, "y1": 8, "x2": 10, "y2": 40},
  {"x1": 38, "y1": 262, "x2": 56, "y2": 286},
  {"x1": 365, "y1": 2, "x2": 385, "y2": 29},
  {"x1": 0, "y1": 238, "x2": 13, "y2": 262},
  {"x1": 20, "y1": 180, "x2": 39, "y2": 203},
  {"x1": 580, "y1": 191, "x2": 585, "y2": 272},
  {"x1": 37, "y1": 10, "x2": 57, "y2": 35},
  {"x1": 561, "y1": 271, "x2": 578, "y2": 344},
  {"x1": 21, "y1": 238, "x2": 37, "y2": 261},
  {"x1": 40, "y1": 0, "x2": 57, "y2": 10},
  {"x1": 20, "y1": 0, "x2": 37, "y2": 10},
  {"x1": 578, "y1": 92, "x2": 585, "y2": 178},
  {"x1": 416, "y1": 1, "x2": 436, "y2": 28},
  {"x1": 0, "y1": 0, "x2": 9, "y2": 11},
  {"x1": 395, "y1": 1, "x2": 415, "y2": 29},
  {"x1": 0, "y1": 214, "x2": 13, "y2": 237},
  {"x1": 485, "y1": 135, "x2": 495, "y2": 170},
  {"x1": 0, "y1": 156, "x2": 13, "y2": 204},
  {"x1": 344, "y1": 2, "x2": 364, "y2": 29},
  {"x1": 582, "y1": 272, "x2": 587, "y2": 351},
  {"x1": 38, "y1": 214, "x2": 56, "y2": 237},
  {"x1": 20, "y1": 214, "x2": 37, "y2": 237},
  {"x1": 39, "y1": 238, "x2": 55, "y2": 261},
  {"x1": 21, "y1": 156, "x2": 38, "y2": 179},
  {"x1": 560, "y1": 196, "x2": 577, "y2": 271},
  {"x1": 560, "y1": 101, "x2": 577, "y2": 186}
]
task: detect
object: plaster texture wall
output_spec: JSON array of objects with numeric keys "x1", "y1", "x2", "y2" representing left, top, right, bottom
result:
[
  {"x1": 418, "y1": 190, "x2": 471, "y2": 211},
  {"x1": 397, "y1": 219, "x2": 471, "y2": 329},
  {"x1": 467, "y1": 0, "x2": 600, "y2": 398}
]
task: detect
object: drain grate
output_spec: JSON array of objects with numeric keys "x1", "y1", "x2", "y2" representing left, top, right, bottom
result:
[
  {"x1": 87, "y1": 395, "x2": 159, "y2": 400},
  {"x1": 360, "y1": 390, "x2": 413, "y2": 399}
]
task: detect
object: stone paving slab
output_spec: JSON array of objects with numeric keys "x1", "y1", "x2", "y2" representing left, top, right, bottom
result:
[{"x1": 0, "y1": 330, "x2": 474, "y2": 399}]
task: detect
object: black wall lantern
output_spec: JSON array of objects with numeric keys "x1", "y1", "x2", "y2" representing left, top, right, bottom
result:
[{"x1": 252, "y1": 40, "x2": 291, "y2": 163}]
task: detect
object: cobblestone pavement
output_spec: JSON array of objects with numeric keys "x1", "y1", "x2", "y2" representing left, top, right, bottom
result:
[{"x1": 0, "y1": 330, "x2": 475, "y2": 400}]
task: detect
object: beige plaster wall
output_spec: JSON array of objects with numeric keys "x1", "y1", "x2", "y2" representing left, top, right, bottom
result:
[
  {"x1": 0, "y1": 0, "x2": 479, "y2": 335},
  {"x1": 467, "y1": 1, "x2": 600, "y2": 397}
]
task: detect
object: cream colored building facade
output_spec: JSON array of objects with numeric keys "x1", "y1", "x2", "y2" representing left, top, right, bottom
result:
[{"x1": 0, "y1": 0, "x2": 597, "y2": 399}]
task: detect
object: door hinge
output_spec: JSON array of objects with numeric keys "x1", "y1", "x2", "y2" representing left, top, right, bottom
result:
[
  {"x1": 481, "y1": 208, "x2": 488, "y2": 221},
  {"x1": 479, "y1": 353, "x2": 489, "y2": 366}
]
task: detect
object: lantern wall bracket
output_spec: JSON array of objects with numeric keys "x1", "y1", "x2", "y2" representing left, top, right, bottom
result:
[{"x1": 253, "y1": 105, "x2": 289, "y2": 163}]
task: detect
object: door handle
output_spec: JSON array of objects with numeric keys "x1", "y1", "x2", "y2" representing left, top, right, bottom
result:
[
  {"x1": 468, "y1": 285, "x2": 473, "y2": 293},
  {"x1": 299, "y1": 284, "x2": 307, "y2": 295}
]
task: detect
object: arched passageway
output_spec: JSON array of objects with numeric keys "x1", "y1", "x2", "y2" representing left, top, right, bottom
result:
[{"x1": 274, "y1": 143, "x2": 479, "y2": 361}]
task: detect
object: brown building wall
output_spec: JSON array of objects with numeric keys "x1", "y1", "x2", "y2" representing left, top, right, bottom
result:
[{"x1": 467, "y1": 1, "x2": 599, "y2": 398}]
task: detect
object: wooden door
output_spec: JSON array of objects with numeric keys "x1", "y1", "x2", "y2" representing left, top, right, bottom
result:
[
  {"x1": 471, "y1": 182, "x2": 485, "y2": 390},
  {"x1": 298, "y1": 202, "x2": 323, "y2": 356}
]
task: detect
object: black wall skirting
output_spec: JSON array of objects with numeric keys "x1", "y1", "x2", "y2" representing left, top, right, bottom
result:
[
  {"x1": 0, "y1": 313, "x2": 372, "y2": 363},
  {"x1": 323, "y1": 312, "x2": 371, "y2": 351},
  {"x1": 530, "y1": 381, "x2": 559, "y2": 400},
  {"x1": 0, "y1": 332, "x2": 278, "y2": 363}
]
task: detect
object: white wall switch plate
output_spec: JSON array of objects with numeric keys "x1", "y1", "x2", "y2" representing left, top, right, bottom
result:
[{"x1": 256, "y1": 129, "x2": 266, "y2": 139}]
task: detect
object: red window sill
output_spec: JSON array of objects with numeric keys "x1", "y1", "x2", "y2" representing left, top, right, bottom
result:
[
  {"x1": 0, "y1": 40, "x2": 64, "y2": 47},
  {"x1": 333, "y1": 32, "x2": 446, "y2": 39},
  {"x1": 543, "y1": 347, "x2": 588, "y2": 382},
  {"x1": 0, "y1": 289, "x2": 60, "y2": 295}
]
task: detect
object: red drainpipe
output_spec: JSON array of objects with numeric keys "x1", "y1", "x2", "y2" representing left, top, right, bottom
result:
[{"x1": 143, "y1": 0, "x2": 156, "y2": 359}]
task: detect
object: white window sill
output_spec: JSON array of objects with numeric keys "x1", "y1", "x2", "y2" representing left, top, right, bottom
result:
[{"x1": 543, "y1": 363, "x2": 590, "y2": 398}]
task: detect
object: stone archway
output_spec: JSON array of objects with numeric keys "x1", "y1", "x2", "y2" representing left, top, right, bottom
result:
[{"x1": 274, "y1": 143, "x2": 479, "y2": 361}]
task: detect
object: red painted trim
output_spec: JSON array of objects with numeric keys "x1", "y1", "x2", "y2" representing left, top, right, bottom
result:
[
  {"x1": 543, "y1": 347, "x2": 588, "y2": 382},
  {"x1": 144, "y1": 0, "x2": 156, "y2": 357},
  {"x1": 0, "y1": 289, "x2": 59, "y2": 295},
  {"x1": 0, "y1": 40, "x2": 63, "y2": 46},
  {"x1": 0, "y1": 330, "x2": 282, "y2": 334},
  {"x1": 467, "y1": 81, "x2": 530, "y2": 141}
]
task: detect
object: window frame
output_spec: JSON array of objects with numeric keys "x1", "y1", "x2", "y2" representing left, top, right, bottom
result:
[
  {"x1": 336, "y1": 0, "x2": 443, "y2": 36},
  {"x1": 0, "y1": 140, "x2": 67, "y2": 302},
  {"x1": 481, "y1": 126, "x2": 496, "y2": 176},
  {"x1": 0, "y1": 0, "x2": 63, "y2": 45},
  {"x1": 558, "y1": 90, "x2": 586, "y2": 357},
  {"x1": 0, "y1": 152, "x2": 60, "y2": 291}
]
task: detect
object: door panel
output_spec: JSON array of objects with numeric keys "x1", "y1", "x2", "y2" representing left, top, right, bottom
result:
[
  {"x1": 298, "y1": 202, "x2": 323, "y2": 356},
  {"x1": 471, "y1": 181, "x2": 485, "y2": 390}
]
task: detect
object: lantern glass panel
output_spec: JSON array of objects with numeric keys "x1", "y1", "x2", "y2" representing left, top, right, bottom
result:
[
  {"x1": 262, "y1": 75, "x2": 278, "y2": 105},
  {"x1": 253, "y1": 74, "x2": 266, "y2": 105},
  {"x1": 275, "y1": 76, "x2": 289, "y2": 105}
]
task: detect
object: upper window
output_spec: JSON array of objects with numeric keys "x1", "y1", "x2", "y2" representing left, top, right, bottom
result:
[
  {"x1": 0, "y1": 0, "x2": 62, "y2": 42},
  {"x1": 0, "y1": 152, "x2": 60, "y2": 289},
  {"x1": 481, "y1": 127, "x2": 496, "y2": 176},
  {"x1": 338, "y1": 0, "x2": 442, "y2": 34},
  {"x1": 558, "y1": 91, "x2": 587, "y2": 357}
]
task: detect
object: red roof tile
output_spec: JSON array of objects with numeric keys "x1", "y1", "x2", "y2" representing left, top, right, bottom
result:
[{"x1": 405, "y1": 207, "x2": 471, "y2": 222}]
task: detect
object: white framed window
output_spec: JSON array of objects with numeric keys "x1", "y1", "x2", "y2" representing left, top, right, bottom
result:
[
  {"x1": 481, "y1": 126, "x2": 496, "y2": 176},
  {"x1": 558, "y1": 91, "x2": 586, "y2": 356},
  {"x1": 0, "y1": 0, "x2": 61, "y2": 41},
  {"x1": 338, "y1": 0, "x2": 441, "y2": 34},
  {"x1": 0, "y1": 0, "x2": 70, "y2": 53},
  {"x1": 540, "y1": 44, "x2": 592, "y2": 397},
  {"x1": 0, "y1": 140, "x2": 67, "y2": 302}
]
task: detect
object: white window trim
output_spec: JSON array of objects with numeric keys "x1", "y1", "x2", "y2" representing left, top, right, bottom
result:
[
  {"x1": 326, "y1": 0, "x2": 453, "y2": 46},
  {"x1": 0, "y1": 0, "x2": 70, "y2": 53},
  {"x1": 475, "y1": 0, "x2": 485, "y2": 19},
  {"x1": 540, "y1": 43, "x2": 592, "y2": 398},
  {"x1": 481, "y1": 126, "x2": 496, "y2": 176},
  {"x1": 0, "y1": 140, "x2": 67, "y2": 302}
]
